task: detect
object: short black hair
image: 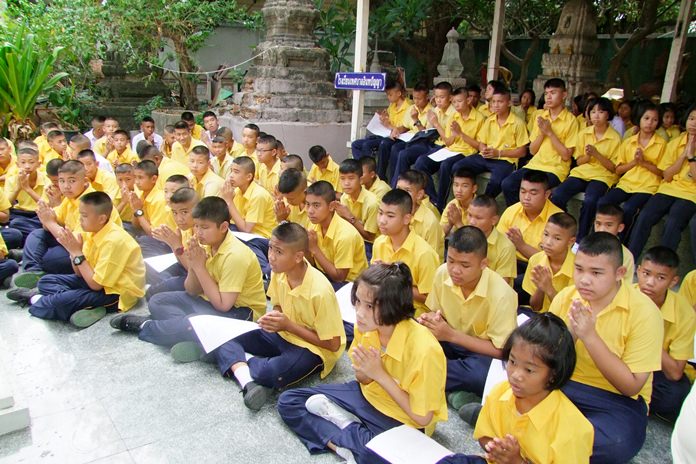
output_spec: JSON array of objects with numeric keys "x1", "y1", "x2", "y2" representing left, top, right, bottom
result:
[
  {"x1": 521, "y1": 89, "x2": 536, "y2": 103},
  {"x1": 243, "y1": 123, "x2": 260, "y2": 135},
  {"x1": 339, "y1": 158, "x2": 361, "y2": 176},
  {"x1": 140, "y1": 116, "x2": 155, "y2": 124},
  {"x1": 164, "y1": 125, "x2": 175, "y2": 134},
  {"x1": 140, "y1": 145, "x2": 161, "y2": 161},
  {"x1": 681, "y1": 102, "x2": 696, "y2": 127},
  {"x1": 191, "y1": 145, "x2": 210, "y2": 159},
  {"x1": 434, "y1": 81, "x2": 453, "y2": 93},
  {"x1": 135, "y1": 160, "x2": 158, "y2": 177},
  {"x1": 76, "y1": 149, "x2": 96, "y2": 161},
  {"x1": 278, "y1": 168, "x2": 306, "y2": 194},
  {"x1": 115, "y1": 163, "x2": 133, "y2": 175},
  {"x1": 46, "y1": 159, "x2": 64, "y2": 176},
  {"x1": 136, "y1": 140, "x2": 152, "y2": 157},
  {"x1": 216, "y1": 126, "x2": 234, "y2": 141},
  {"x1": 452, "y1": 86, "x2": 468, "y2": 98},
  {"x1": 202, "y1": 111, "x2": 217, "y2": 119},
  {"x1": 211, "y1": 136, "x2": 226, "y2": 145},
  {"x1": 305, "y1": 180, "x2": 335, "y2": 204},
  {"x1": 165, "y1": 174, "x2": 190, "y2": 186},
  {"x1": 281, "y1": 154, "x2": 304, "y2": 171},
  {"x1": 258, "y1": 134, "x2": 278, "y2": 149},
  {"x1": 521, "y1": 169, "x2": 550, "y2": 190},
  {"x1": 58, "y1": 160, "x2": 85, "y2": 176},
  {"x1": 384, "y1": 76, "x2": 404, "y2": 92},
  {"x1": 192, "y1": 196, "x2": 230, "y2": 225},
  {"x1": 174, "y1": 121, "x2": 190, "y2": 131},
  {"x1": 465, "y1": 83, "x2": 481, "y2": 94},
  {"x1": 181, "y1": 111, "x2": 195, "y2": 122},
  {"x1": 544, "y1": 78, "x2": 566, "y2": 91},
  {"x1": 308, "y1": 145, "x2": 327, "y2": 163},
  {"x1": 47, "y1": 130, "x2": 65, "y2": 142},
  {"x1": 633, "y1": 101, "x2": 661, "y2": 129},
  {"x1": 470, "y1": 194, "x2": 498, "y2": 213},
  {"x1": 547, "y1": 212, "x2": 577, "y2": 236},
  {"x1": 41, "y1": 122, "x2": 60, "y2": 132},
  {"x1": 113, "y1": 129, "x2": 129, "y2": 139},
  {"x1": 502, "y1": 313, "x2": 576, "y2": 390},
  {"x1": 91, "y1": 116, "x2": 106, "y2": 124},
  {"x1": 80, "y1": 191, "x2": 113, "y2": 218},
  {"x1": 412, "y1": 82, "x2": 429, "y2": 93},
  {"x1": 233, "y1": 156, "x2": 256, "y2": 177},
  {"x1": 486, "y1": 79, "x2": 507, "y2": 94},
  {"x1": 453, "y1": 168, "x2": 476, "y2": 183},
  {"x1": 641, "y1": 246, "x2": 679, "y2": 270},
  {"x1": 577, "y1": 232, "x2": 623, "y2": 268},
  {"x1": 352, "y1": 263, "x2": 415, "y2": 326},
  {"x1": 359, "y1": 156, "x2": 377, "y2": 173},
  {"x1": 588, "y1": 97, "x2": 615, "y2": 120},
  {"x1": 271, "y1": 221, "x2": 308, "y2": 252},
  {"x1": 16, "y1": 146, "x2": 39, "y2": 158},
  {"x1": 596, "y1": 203, "x2": 624, "y2": 222},
  {"x1": 448, "y1": 226, "x2": 487, "y2": 257},
  {"x1": 381, "y1": 188, "x2": 412, "y2": 215},
  {"x1": 170, "y1": 187, "x2": 197, "y2": 205},
  {"x1": 397, "y1": 169, "x2": 427, "y2": 190}
]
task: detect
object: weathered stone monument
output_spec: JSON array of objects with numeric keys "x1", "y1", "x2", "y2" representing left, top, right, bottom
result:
[
  {"x1": 434, "y1": 28, "x2": 466, "y2": 89},
  {"x1": 532, "y1": 0, "x2": 600, "y2": 103}
]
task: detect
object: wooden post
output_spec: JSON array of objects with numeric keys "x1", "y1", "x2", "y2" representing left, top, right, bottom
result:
[
  {"x1": 661, "y1": 0, "x2": 693, "y2": 102},
  {"x1": 350, "y1": 0, "x2": 370, "y2": 143},
  {"x1": 486, "y1": 0, "x2": 505, "y2": 82}
]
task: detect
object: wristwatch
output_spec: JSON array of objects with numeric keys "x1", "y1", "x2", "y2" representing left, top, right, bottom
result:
[
  {"x1": 134, "y1": 209, "x2": 144, "y2": 217},
  {"x1": 688, "y1": 157, "x2": 696, "y2": 163},
  {"x1": 72, "y1": 255, "x2": 86, "y2": 266},
  {"x1": 174, "y1": 247, "x2": 185, "y2": 256}
]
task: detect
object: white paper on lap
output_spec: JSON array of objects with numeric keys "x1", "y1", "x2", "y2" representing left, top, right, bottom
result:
[
  {"x1": 366, "y1": 113, "x2": 392, "y2": 138},
  {"x1": 398, "y1": 132, "x2": 415, "y2": 142},
  {"x1": 427, "y1": 148, "x2": 460, "y2": 162},
  {"x1": 481, "y1": 314, "x2": 530, "y2": 405},
  {"x1": 144, "y1": 253, "x2": 178, "y2": 273},
  {"x1": 232, "y1": 231, "x2": 265, "y2": 242},
  {"x1": 336, "y1": 282, "x2": 356, "y2": 324},
  {"x1": 366, "y1": 425, "x2": 454, "y2": 464},
  {"x1": 189, "y1": 315, "x2": 259, "y2": 353}
]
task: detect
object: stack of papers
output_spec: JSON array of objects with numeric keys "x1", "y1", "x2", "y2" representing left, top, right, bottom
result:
[
  {"x1": 144, "y1": 253, "x2": 178, "y2": 273},
  {"x1": 189, "y1": 315, "x2": 259, "y2": 353},
  {"x1": 366, "y1": 425, "x2": 454, "y2": 463}
]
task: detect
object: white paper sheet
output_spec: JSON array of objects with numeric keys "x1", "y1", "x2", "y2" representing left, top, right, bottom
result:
[
  {"x1": 336, "y1": 282, "x2": 356, "y2": 324},
  {"x1": 366, "y1": 425, "x2": 454, "y2": 464},
  {"x1": 188, "y1": 315, "x2": 260, "y2": 353},
  {"x1": 232, "y1": 231, "x2": 265, "y2": 242},
  {"x1": 481, "y1": 314, "x2": 530, "y2": 405},
  {"x1": 144, "y1": 253, "x2": 178, "y2": 273},
  {"x1": 398, "y1": 132, "x2": 415, "y2": 142},
  {"x1": 690, "y1": 334, "x2": 696, "y2": 363},
  {"x1": 366, "y1": 113, "x2": 392, "y2": 138},
  {"x1": 427, "y1": 148, "x2": 460, "y2": 162}
]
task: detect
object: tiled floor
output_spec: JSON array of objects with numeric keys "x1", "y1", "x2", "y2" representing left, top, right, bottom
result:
[{"x1": 0, "y1": 297, "x2": 674, "y2": 463}]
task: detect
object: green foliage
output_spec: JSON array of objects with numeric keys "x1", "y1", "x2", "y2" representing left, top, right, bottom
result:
[
  {"x1": 45, "y1": 83, "x2": 95, "y2": 129},
  {"x1": 315, "y1": 0, "x2": 356, "y2": 72},
  {"x1": 133, "y1": 96, "x2": 166, "y2": 125}
]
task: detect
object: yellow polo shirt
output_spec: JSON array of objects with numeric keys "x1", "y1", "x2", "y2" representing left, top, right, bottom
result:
[
  {"x1": 411, "y1": 204, "x2": 445, "y2": 260},
  {"x1": 0, "y1": 188, "x2": 11, "y2": 212},
  {"x1": 679, "y1": 270, "x2": 696, "y2": 308},
  {"x1": 5, "y1": 171, "x2": 48, "y2": 212},
  {"x1": 644, "y1": 287, "x2": 696, "y2": 362},
  {"x1": 621, "y1": 244, "x2": 635, "y2": 285},
  {"x1": 431, "y1": 105, "x2": 457, "y2": 146},
  {"x1": 372, "y1": 231, "x2": 439, "y2": 316},
  {"x1": 440, "y1": 198, "x2": 469, "y2": 231},
  {"x1": 497, "y1": 200, "x2": 563, "y2": 262},
  {"x1": 569, "y1": 125, "x2": 622, "y2": 186},
  {"x1": 287, "y1": 203, "x2": 309, "y2": 229},
  {"x1": 426, "y1": 266, "x2": 517, "y2": 348},
  {"x1": 615, "y1": 133, "x2": 667, "y2": 194},
  {"x1": 387, "y1": 99, "x2": 412, "y2": 128},
  {"x1": 666, "y1": 126, "x2": 681, "y2": 141},
  {"x1": 0, "y1": 159, "x2": 18, "y2": 188},
  {"x1": 93, "y1": 136, "x2": 109, "y2": 157},
  {"x1": 232, "y1": 181, "x2": 276, "y2": 238},
  {"x1": 190, "y1": 169, "x2": 224, "y2": 198},
  {"x1": 0, "y1": 233, "x2": 7, "y2": 257},
  {"x1": 114, "y1": 187, "x2": 134, "y2": 223},
  {"x1": 91, "y1": 169, "x2": 120, "y2": 199},
  {"x1": 202, "y1": 232, "x2": 266, "y2": 319},
  {"x1": 477, "y1": 112, "x2": 530, "y2": 165},
  {"x1": 309, "y1": 213, "x2": 367, "y2": 282},
  {"x1": 527, "y1": 108, "x2": 579, "y2": 181},
  {"x1": 445, "y1": 108, "x2": 485, "y2": 155},
  {"x1": 156, "y1": 157, "x2": 191, "y2": 190},
  {"x1": 142, "y1": 187, "x2": 177, "y2": 229},
  {"x1": 191, "y1": 124, "x2": 204, "y2": 140},
  {"x1": 352, "y1": 319, "x2": 447, "y2": 434},
  {"x1": 270, "y1": 263, "x2": 346, "y2": 378},
  {"x1": 82, "y1": 221, "x2": 145, "y2": 311},
  {"x1": 258, "y1": 159, "x2": 281, "y2": 195},
  {"x1": 211, "y1": 155, "x2": 233, "y2": 180},
  {"x1": 402, "y1": 103, "x2": 433, "y2": 132},
  {"x1": 475, "y1": 381, "x2": 594, "y2": 464},
  {"x1": 656, "y1": 133, "x2": 696, "y2": 201},
  {"x1": 55, "y1": 186, "x2": 122, "y2": 232},
  {"x1": 106, "y1": 147, "x2": 138, "y2": 167},
  {"x1": 308, "y1": 156, "x2": 340, "y2": 191},
  {"x1": 42, "y1": 148, "x2": 63, "y2": 167},
  {"x1": 522, "y1": 248, "x2": 575, "y2": 312},
  {"x1": 550, "y1": 283, "x2": 663, "y2": 402},
  {"x1": 340, "y1": 187, "x2": 379, "y2": 237},
  {"x1": 367, "y1": 178, "x2": 391, "y2": 200},
  {"x1": 421, "y1": 196, "x2": 441, "y2": 220},
  {"x1": 486, "y1": 228, "x2": 517, "y2": 281},
  {"x1": 171, "y1": 139, "x2": 206, "y2": 165}
]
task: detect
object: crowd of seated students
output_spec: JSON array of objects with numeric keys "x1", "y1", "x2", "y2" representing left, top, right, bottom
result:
[{"x1": 0, "y1": 87, "x2": 693, "y2": 464}]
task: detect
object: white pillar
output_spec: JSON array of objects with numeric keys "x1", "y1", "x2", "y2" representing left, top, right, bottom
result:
[
  {"x1": 486, "y1": 0, "x2": 505, "y2": 82},
  {"x1": 350, "y1": 0, "x2": 370, "y2": 143},
  {"x1": 661, "y1": 0, "x2": 693, "y2": 102}
]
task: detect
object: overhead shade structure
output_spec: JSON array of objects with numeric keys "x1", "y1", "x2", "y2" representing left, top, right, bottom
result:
[{"x1": 661, "y1": 0, "x2": 693, "y2": 102}]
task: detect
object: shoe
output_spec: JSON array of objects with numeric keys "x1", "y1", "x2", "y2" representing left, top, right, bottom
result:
[
  {"x1": 70, "y1": 306, "x2": 107, "y2": 328},
  {"x1": 305, "y1": 394, "x2": 359, "y2": 430},
  {"x1": 13, "y1": 271, "x2": 45, "y2": 289},
  {"x1": 109, "y1": 314, "x2": 150, "y2": 333},
  {"x1": 447, "y1": 391, "x2": 480, "y2": 410},
  {"x1": 7, "y1": 249, "x2": 23, "y2": 263},
  {"x1": 458, "y1": 402, "x2": 482, "y2": 427},
  {"x1": 242, "y1": 381, "x2": 272, "y2": 411},
  {"x1": 1, "y1": 276, "x2": 12, "y2": 289},
  {"x1": 6, "y1": 287, "x2": 38, "y2": 305},
  {"x1": 170, "y1": 341, "x2": 204, "y2": 363}
]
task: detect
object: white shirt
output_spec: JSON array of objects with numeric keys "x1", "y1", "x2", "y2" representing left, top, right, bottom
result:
[
  {"x1": 96, "y1": 153, "x2": 114, "y2": 173},
  {"x1": 131, "y1": 132, "x2": 163, "y2": 152},
  {"x1": 83, "y1": 129, "x2": 98, "y2": 148}
]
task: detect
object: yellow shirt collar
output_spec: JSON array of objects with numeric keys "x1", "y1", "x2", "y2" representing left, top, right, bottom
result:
[
  {"x1": 499, "y1": 385, "x2": 562, "y2": 429},
  {"x1": 275, "y1": 259, "x2": 315, "y2": 300}
]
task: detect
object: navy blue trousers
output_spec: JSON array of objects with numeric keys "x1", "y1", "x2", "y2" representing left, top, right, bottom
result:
[
  {"x1": 215, "y1": 329, "x2": 323, "y2": 389},
  {"x1": 277, "y1": 381, "x2": 404, "y2": 464},
  {"x1": 441, "y1": 342, "x2": 493, "y2": 396},
  {"x1": 139, "y1": 291, "x2": 253, "y2": 347},
  {"x1": 452, "y1": 154, "x2": 516, "y2": 200},
  {"x1": 145, "y1": 274, "x2": 186, "y2": 300},
  {"x1": 501, "y1": 168, "x2": 560, "y2": 206},
  {"x1": 9, "y1": 210, "x2": 42, "y2": 244},
  {"x1": 627, "y1": 193, "x2": 696, "y2": 260},
  {"x1": 597, "y1": 188, "x2": 651, "y2": 242},
  {"x1": 351, "y1": 136, "x2": 382, "y2": 160},
  {"x1": 0, "y1": 258, "x2": 18, "y2": 281},
  {"x1": 0, "y1": 226, "x2": 23, "y2": 251},
  {"x1": 438, "y1": 456, "x2": 486, "y2": 464},
  {"x1": 413, "y1": 149, "x2": 465, "y2": 211},
  {"x1": 137, "y1": 235, "x2": 172, "y2": 258},
  {"x1": 383, "y1": 140, "x2": 406, "y2": 181},
  {"x1": 650, "y1": 370, "x2": 691, "y2": 420},
  {"x1": 391, "y1": 141, "x2": 440, "y2": 188},
  {"x1": 691, "y1": 216, "x2": 696, "y2": 265},
  {"x1": 552, "y1": 177, "x2": 610, "y2": 241},
  {"x1": 22, "y1": 229, "x2": 73, "y2": 274},
  {"x1": 562, "y1": 380, "x2": 648, "y2": 464},
  {"x1": 28, "y1": 274, "x2": 119, "y2": 322}
]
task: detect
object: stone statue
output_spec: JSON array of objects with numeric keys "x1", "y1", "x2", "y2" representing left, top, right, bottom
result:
[{"x1": 434, "y1": 28, "x2": 466, "y2": 89}]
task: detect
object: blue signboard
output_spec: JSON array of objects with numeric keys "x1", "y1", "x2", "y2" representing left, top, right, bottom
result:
[{"x1": 334, "y1": 72, "x2": 387, "y2": 91}]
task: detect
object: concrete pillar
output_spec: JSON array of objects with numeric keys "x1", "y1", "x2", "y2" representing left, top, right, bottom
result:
[
  {"x1": 661, "y1": 0, "x2": 693, "y2": 102},
  {"x1": 350, "y1": 0, "x2": 370, "y2": 142},
  {"x1": 486, "y1": 0, "x2": 505, "y2": 82}
]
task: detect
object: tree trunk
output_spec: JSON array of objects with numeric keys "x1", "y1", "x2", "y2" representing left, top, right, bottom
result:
[
  {"x1": 170, "y1": 34, "x2": 199, "y2": 109},
  {"x1": 516, "y1": 36, "x2": 539, "y2": 92}
]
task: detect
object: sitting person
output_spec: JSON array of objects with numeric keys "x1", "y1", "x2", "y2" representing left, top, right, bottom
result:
[
  {"x1": 0, "y1": 233, "x2": 19, "y2": 287},
  {"x1": 336, "y1": 159, "x2": 379, "y2": 246},
  {"x1": 106, "y1": 130, "x2": 138, "y2": 167},
  {"x1": 93, "y1": 117, "x2": 120, "y2": 157},
  {"x1": 256, "y1": 134, "x2": 282, "y2": 194},
  {"x1": 274, "y1": 168, "x2": 309, "y2": 228},
  {"x1": 114, "y1": 163, "x2": 136, "y2": 225},
  {"x1": 359, "y1": 156, "x2": 391, "y2": 200},
  {"x1": 131, "y1": 116, "x2": 163, "y2": 151},
  {"x1": 210, "y1": 135, "x2": 233, "y2": 180},
  {"x1": 76, "y1": 149, "x2": 119, "y2": 199},
  {"x1": 591, "y1": 204, "x2": 636, "y2": 284},
  {"x1": 188, "y1": 145, "x2": 224, "y2": 198},
  {"x1": 396, "y1": 170, "x2": 445, "y2": 259},
  {"x1": 5, "y1": 145, "x2": 48, "y2": 244},
  {"x1": 171, "y1": 120, "x2": 206, "y2": 165},
  {"x1": 307, "y1": 145, "x2": 340, "y2": 191},
  {"x1": 440, "y1": 168, "x2": 477, "y2": 238}
]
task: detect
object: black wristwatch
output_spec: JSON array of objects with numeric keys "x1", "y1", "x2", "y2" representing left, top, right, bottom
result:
[
  {"x1": 688, "y1": 157, "x2": 696, "y2": 163},
  {"x1": 134, "y1": 209, "x2": 144, "y2": 217},
  {"x1": 72, "y1": 255, "x2": 86, "y2": 266}
]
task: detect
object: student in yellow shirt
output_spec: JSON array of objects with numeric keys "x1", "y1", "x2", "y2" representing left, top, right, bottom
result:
[
  {"x1": 106, "y1": 130, "x2": 138, "y2": 167},
  {"x1": 0, "y1": 137, "x2": 17, "y2": 188},
  {"x1": 5, "y1": 146, "x2": 47, "y2": 243},
  {"x1": 114, "y1": 163, "x2": 135, "y2": 225},
  {"x1": 501, "y1": 78, "x2": 579, "y2": 206},
  {"x1": 452, "y1": 85, "x2": 529, "y2": 201},
  {"x1": 34, "y1": 121, "x2": 59, "y2": 163},
  {"x1": 69, "y1": 133, "x2": 113, "y2": 174},
  {"x1": 307, "y1": 145, "x2": 340, "y2": 191},
  {"x1": 467, "y1": 195, "x2": 516, "y2": 284},
  {"x1": 256, "y1": 134, "x2": 281, "y2": 194},
  {"x1": 440, "y1": 168, "x2": 476, "y2": 238},
  {"x1": 278, "y1": 263, "x2": 447, "y2": 462},
  {"x1": 598, "y1": 102, "x2": 667, "y2": 239},
  {"x1": 76, "y1": 150, "x2": 119, "y2": 199},
  {"x1": 305, "y1": 180, "x2": 367, "y2": 289},
  {"x1": 10, "y1": 192, "x2": 145, "y2": 329},
  {"x1": 200, "y1": 111, "x2": 220, "y2": 147},
  {"x1": 391, "y1": 81, "x2": 455, "y2": 185},
  {"x1": 522, "y1": 212, "x2": 576, "y2": 314},
  {"x1": 181, "y1": 111, "x2": 204, "y2": 140},
  {"x1": 634, "y1": 247, "x2": 696, "y2": 420},
  {"x1": 516, "y1": 88, "x2": 537, "y2": 125},
  {"x1": 420, "y1": 226, "x2": 517, "y2": 407},
  {"x1": 0, "y1": 233, "x2": 19, "y2": 287},
  {"x1": 214, "y1": 127, "x2": 236, "y2": 158},
  {"x1": 442, "y1": 314, "x2": 593, "y2": 464},
  {"x1": 466, "y1": 83, "x2": 483, "y2": 112},
  {"x1": 92, "y1": 117, "x2": 120, "y2": 157},
  {"x1": 188, "y1": 145, "x2": 224, "y2": 198},
  {"x1": 231, "y1": 123, "x2": 261, "y2": 159},
  {"x1": 551, "y1": 98, "x2": 622, "y2": 240},
  {"x1": 359, "y1": 156, "x2": 390, "y2": 200},
  {"x1": 212, "y1": 222, "x2": 345, "y2": 410},
  {"x1": 372, "y1": 189, "x2": 439, "y2": 317},
  {"x1": 627, "y1": 104, "x2": 696, "y2": 258},
  {"x1": 210, "y1": 136, "x2": 233, "y2": 179},
  {"x1": 171, "y1": 120, "x2": 206, "y2": 165},
  {"x1": 413, "y1": 86, "x2": 485, "y2": 209},
  {"x1": 161, "y1": 125, "x2": 175, "y2": 158},
  {"x1": 549, "y1": 232, "x2": 663, "y2": 463},
  {"x1": 44, "y1": 130, "x2": 68, "y2": 165},
  {"x1": 163, "y1": 174, "x2": 190, "y2": 204},
  {"x1": 275, "y1": 168, "x2": 308, "y2": 228},
  {"x1": 660, "y1": 103, "x2": 681, "y2": 141},
  {"x1": 280, "y1": 153, "x2": 305, "y2": 174},
  {"x1": 396, "y1": 169, "x2": 445, "y2": 259},
  {"x1": 680, "y1": 269, "x2": 696, "y2": 309},
  {"x1": 138, "y1": 145, "x2": 190, "y2": 192},
  {"x1": 336, "y1": 159, "x2": 379, "y2": 248},
  {"x1": 588, "y1": 204, "x2": 636, "y2": 284},
  {"x1": 222, "y1": 156, "x2": 276, "y2": 239}
]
